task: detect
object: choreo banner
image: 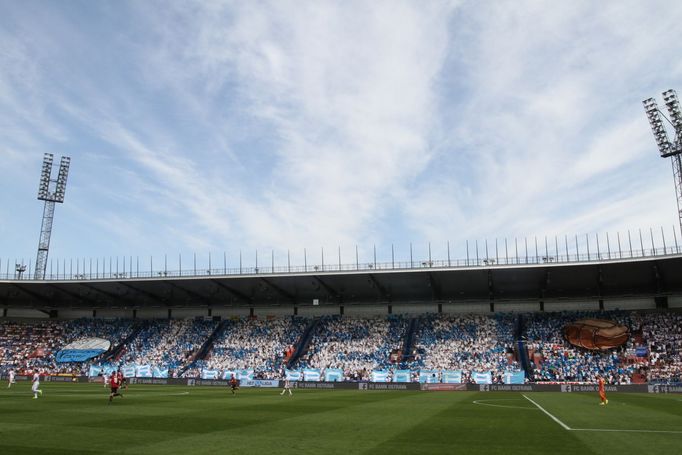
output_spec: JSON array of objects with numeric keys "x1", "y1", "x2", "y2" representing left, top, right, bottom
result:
[{"x1": 56, "y1": 338, "x2": 110, "y2": 363}]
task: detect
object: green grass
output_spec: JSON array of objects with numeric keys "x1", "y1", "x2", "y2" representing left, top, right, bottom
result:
[{"x1": 1, "y1": 383, "x2": 681, "y2": 454}]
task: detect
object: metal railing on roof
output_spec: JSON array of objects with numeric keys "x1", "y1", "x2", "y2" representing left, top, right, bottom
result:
[{"x1": 2, "y1": 238, "x2": 681, "y2": 282}]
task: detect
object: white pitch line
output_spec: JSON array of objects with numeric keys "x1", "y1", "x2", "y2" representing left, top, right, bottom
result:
[
  {"x1": 472, "y1": 399, "x2": 538, "y2": 410},
  {"x1": 522, "y1": 394, "x2": 572, "y2": 430},
  {"x1": 522, "y1": 395, "x2": 682, "y2": 434},
  {"x1": 23, "y1": 391, "x2": 191, "y2": 398},
  {"x1": 571, "y1": 428, "x2": 682, "y2": 434}
]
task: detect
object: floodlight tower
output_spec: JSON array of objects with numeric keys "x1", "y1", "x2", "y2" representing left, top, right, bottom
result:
[
  {"x1": 34, "y1": 153, "x2": 71, "y2": 280},
  {"x1": 643, "y1": 89, "x2": 682, "y2": 235}
]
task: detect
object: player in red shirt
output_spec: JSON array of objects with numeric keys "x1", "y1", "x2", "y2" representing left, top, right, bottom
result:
[
  {"x1": 109, "y1": 371, "x2": 123, "y2": 403},
  {"x1": 118, "y1": 370, "x2": 128, "y2": 391},
  {"x1": 597, "y1": 375, "x2": 608, "y2": 406},
  {"x1": 229, "y1": 375, "x2": 239, "y2": 396}
]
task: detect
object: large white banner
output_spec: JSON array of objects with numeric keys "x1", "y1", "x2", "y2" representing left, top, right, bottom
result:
[
  {"x1": 324, "y1": 369, "x2": 344, "y2": 382},
  {"x1": 371, "y1": 370, "x2": 390, "y2": 382},
  {"x1": 419, "y1": 370, "x2": 439, "y2": 383},
  {"x1": 201, "y1": 369, "x2": 220, "y2": 379},
  {"x1": 285, "y1": 370, "x2": 302, "y2": 381},
  {"x1": 442, "y1": 370, "x2": 462, "y2": 384},
  {"x1": 472, "y1": 371, "x2": 492, "y2": 384},
  {"x1": 303, "y1": 368, "x2": 321, "y2": 381}
]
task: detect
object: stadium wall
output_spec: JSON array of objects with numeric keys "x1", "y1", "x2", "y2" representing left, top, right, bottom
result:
[
  {"x1": 58, "y1": 309, "x2": 94, "y2": 319},
  {"x1": 603, "y1": 297, "x2": 655, "y2": 311},
  {"x1": 0, "y1": 295, "x2": 673, "y2": 320},
  {"x1": 170, "y1": 307, "x2": 205, "y2": 319},
  {"x1": 5, "y1": 308, "x2": 49, "y2": 318},
  {"x1": 96, "y1": 308, "x2": 134, "y2": 319},
  {"x1": 344, "y1": 304, "x2": 388, "y2": 316},
  {"x1": 442, "y1": 302, "x2": 490, "y2": 313},
  {"x1": 136, "y1": 308, "x2": 168, "y2": 319},
  {"x1": 253, "y1": 306, "x2": 292, "y2": 316},
  {"x1": 391, "y1": 303, "x2": 438, "y2": 315},
  {"x1": 669, "y1": 295, "x2": 682, "y2": 308},
  {"x1": 212, "y1": 306, "x2": 251, "y2": 318},
  {"x1": 494, "y1": 301, "x2": 540, "y2": 313},
  {"x1": 9, "y1": 375, "x2": 681, "y2": 393},
  {"x1": 544, "y1": 299, "x2": 599, "y2": 312},
  {"x1": 297, "y1": 305, "x2": 339, "y2": 316}
]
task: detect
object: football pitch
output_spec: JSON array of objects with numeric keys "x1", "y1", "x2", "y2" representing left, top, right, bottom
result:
[{"x1": 1, "y1": 384, "x2": 681, "y2": 454}]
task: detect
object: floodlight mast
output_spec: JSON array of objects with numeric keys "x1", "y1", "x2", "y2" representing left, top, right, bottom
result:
[
  {"x1": 34, "y1": 153, "x2": 70, "y2": 280},
  {"x1": 643, "y1": 90, "x2": 682, "y2": 236}
]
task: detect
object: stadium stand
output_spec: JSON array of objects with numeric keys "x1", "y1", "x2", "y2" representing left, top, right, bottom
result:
[
  {"x1": 198, "y1": 316, "x2": 308, "y2": 379},
  {"x1": 524, "y1": 311, "x2": 635, "y2": 384},
  {"x1": 0, "y1": 310, "x2": 680, "y2": 384},
  {"x1": 0, "y1": 318, "x2": 134, "y2": 375},
  {"x1": 120, "y1": 319, "x2": 218, "y2": 376},
  {"x1": 630, "y1": 311, "x2": 682, "y2": 383},
  {"x1": 408, "y1": 313, "x2": 520, "y2": 383},
  {"x1": 296, "y1": 315, "x2": 408, "y2": 380}
]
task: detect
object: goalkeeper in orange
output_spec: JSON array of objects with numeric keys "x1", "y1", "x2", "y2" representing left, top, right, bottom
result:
[{"x1": 597, "y1": 375, "x2": 608, "y2": 406}]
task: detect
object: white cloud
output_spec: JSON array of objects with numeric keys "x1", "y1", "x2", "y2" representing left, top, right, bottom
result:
[
  {"x1": 1, "y1": 0, "x2": 681, "y2": 266},
  {"x1": 125, "y1": 0, "x2": 457, "y2": 251},
  {"x1": 402, "y1": 0, "x2": 682, "y2": 251}
]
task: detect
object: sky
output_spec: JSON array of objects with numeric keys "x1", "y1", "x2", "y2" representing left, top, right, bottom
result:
[{"x1": 1, "y1": 0, "x2": 682, "y2": 275}]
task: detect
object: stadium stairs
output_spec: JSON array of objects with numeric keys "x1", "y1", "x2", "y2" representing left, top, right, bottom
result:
[
  {"x1": 104, "y1": 323, "x2": 144, "y2": 363},
  {"x1": 400, "y1": 317, "x2": 420, "y2": 364},
  {"x1": 179, "y1": 320, "x2": 228, "y2": 375},
  {"x1": 287, "y1": 318, "x2": 320, "y2": 368},
  {"x1": 515, "y1": 314, "x2": 533, "y2": 379}
]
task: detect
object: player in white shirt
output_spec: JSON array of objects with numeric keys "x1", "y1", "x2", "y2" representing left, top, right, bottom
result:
[
  {"x1": 7, "y1": 369, "x2": 16, "y2": 388},
  {"x1": 280, "y1": 379, "x2": 293, "y2": 396},
  {"x1": 32, "y1": 372, "x2": 43, "y2": 399}
]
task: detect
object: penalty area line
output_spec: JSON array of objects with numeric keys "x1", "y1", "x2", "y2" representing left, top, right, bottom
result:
[
  {"x1": 472, "y1": 399, "x2": 538, "y2": 410},
  {"x1": 522, "y1": 395, "x2": 682, "y2": 434},
  {"x1": 522, "y1": 394, "x2": 572, "y2": 430},
  {"x1": 571, "y1": 428, "x2": 682, "y2": 434}
]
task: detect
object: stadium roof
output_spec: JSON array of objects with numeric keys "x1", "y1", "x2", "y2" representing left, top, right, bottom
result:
[{"x1": 2, "y1": 254, "x2": 681, "y2": 311}]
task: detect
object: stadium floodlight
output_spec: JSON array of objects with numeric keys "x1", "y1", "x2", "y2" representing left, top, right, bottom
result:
[
  {"x1": 643, "y1": 97, "x2": 675, "y2": 157},
  {"x1": 34, "y1": 153, "x2": 71, "y2": 280},
  {"x1": 643, "y1": 90, "x2": 682, "y2": 236},
  {"x1": 37, "y1": 153, "x2": 53, "y2": 200},
  {"x1": 663, "y1": 89, "x2": 682, "y2": 128},
  {"x1": 54, "y1": 156, "x2": 70, "y2": 203},
  {"x1": 663, "y1": 90, "x2": 682, "y2": 150}
]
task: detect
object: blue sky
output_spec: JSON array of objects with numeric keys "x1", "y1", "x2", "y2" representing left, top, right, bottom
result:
[{"x1": 1, "y1": 0, "x2": 682, "y2": 274}]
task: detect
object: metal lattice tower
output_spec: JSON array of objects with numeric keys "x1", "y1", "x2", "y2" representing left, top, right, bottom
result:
[
  {"x1": 643, "y1": 89, "x2": 682, "y2": 235},
  {"x1": 34, "y1": 153, "x2": 70, "y2": 280}
]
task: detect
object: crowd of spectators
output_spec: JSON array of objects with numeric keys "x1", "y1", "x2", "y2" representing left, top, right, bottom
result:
[
  {"x1": 194, "y1": 316, "x2": 308, "y2": 379},
  {"x1": 629, "y1": 312, "x2": 682, "y2": 383},
  {"x1": 524, "y1": 311, "x2": 635, "y2": 384},
  {"x1": 0, "y1": 318, "x2": 133, "y2": 375},
  {"x1": 120, "y1": 319, "x2": 217, "y2": 374},
  {"x1": 1, "y1": 310, "x2": 681, "y2": 384},
  {"x1": 298, "y1": 315, "x2": 408, "y2": 381},
  {"x1": 408, "y1": 313, "x2": 519, "y2": 383}
]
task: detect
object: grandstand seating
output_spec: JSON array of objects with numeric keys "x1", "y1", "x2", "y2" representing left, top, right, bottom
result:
[
  {"x1": 630, "y1": 312, "x2": 682, "y2": 383},
  {"x1": 296, "y1": 315, "x2": 408, "y2": 380},
  {"x1": 196, "y1": 316, "x2": 308, "y2": 379},
  {"x1": 524, "y1": 311, "x2": 635, "y2": 384},
  {"x1": 407, "y1": 313, "x2": 520, "y2": 383},
  {"x1": 0, "y1": 318, "x2": 134, "y2": 375},
  {"x1": 0, "y1": 310, "x2": 680, "y2": 384},
  {"x1": 121, "y1": 319, "x2": 218, "y2": 376}
]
